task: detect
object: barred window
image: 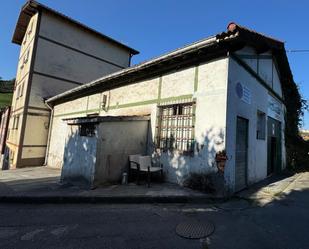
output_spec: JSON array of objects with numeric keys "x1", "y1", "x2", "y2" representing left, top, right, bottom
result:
[{"x1": 156, "y1": 102, "x2": 195, "y2": 153}]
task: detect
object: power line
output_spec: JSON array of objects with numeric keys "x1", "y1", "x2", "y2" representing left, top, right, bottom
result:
[{"x1": 286, "y1": 49, "x2": 309, "y2": 53}]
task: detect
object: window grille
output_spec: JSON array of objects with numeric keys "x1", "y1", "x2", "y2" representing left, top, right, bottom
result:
[{"x1": 156, "y1": 102, "x2": 195, "y2": 153}]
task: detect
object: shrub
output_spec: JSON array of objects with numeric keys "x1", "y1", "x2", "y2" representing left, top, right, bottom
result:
[{"x1": 183, "y1": 173, "x2": 215, "y2": 193}]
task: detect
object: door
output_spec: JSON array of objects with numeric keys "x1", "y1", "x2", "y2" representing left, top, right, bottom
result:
[
  {"x1": 235, "y1": 117, "x2": 249, "y2": 192},
  {"x1": 267, "y1": 117, "x2": 282, "y2": 175}
]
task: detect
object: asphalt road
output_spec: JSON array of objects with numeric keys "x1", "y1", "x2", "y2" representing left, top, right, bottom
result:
[{"x1": 0, "y1": 187, "x2": 308, "y2": 249}]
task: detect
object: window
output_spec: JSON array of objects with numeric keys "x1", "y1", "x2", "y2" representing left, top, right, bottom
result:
[
  {"x1": 16, "y1": 85, "x2": 20, "y2": 99},
  {"x1": 28, "y1": 21, "x2": 33, "y2": 35},
  {"x1": 79, "y1": 123, "x2": 95, "y2": 137},
  {"x1": 256, "y1": 110, "x2": 266, "y2": 140},
  {"x1": 20, "y1": 82, "x2": 24, "y2": 98},
  {"x1": 23, "y1": 33, "x2": 27, "y2": 45},
  {"x1": 12, "y1": 117, "x2": 15, "y2": 130},
  {"x1": 24, "y1": 50, "x2": 30, "y2": 64},
  {"x1": 156, "y1": 102, "x2": 195, "y2": 153},
  {"x1": 12, "y1": 115, "x2": 20, "y2": 130},
  {"x1": 14, "y1": 115, "x2": 20, "y2": 130}
]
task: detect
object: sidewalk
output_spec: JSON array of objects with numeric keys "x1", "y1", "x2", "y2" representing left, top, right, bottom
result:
[
  {"x1": 0, "y1": 167, "x2": 220, "y2": 204},
  {"x1": 236, "y1": 172, "x2": 308, "y2": 206},
  {"x1": 2, "y1": 166, "x2": 306, "y2": 205}
]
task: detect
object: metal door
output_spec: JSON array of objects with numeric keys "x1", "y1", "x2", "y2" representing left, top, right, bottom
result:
[
  {"x1": 235, "y1": 117, "x2": 249, "y2": 192},
  {"x1": 267, "y1": 117, "x2": 282, "y2": 175}
]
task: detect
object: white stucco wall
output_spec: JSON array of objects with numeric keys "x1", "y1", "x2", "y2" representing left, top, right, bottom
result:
[
  {"x1": 48, "y1": 57, "x2": 230, "y2": 185},
  {"x1": 225, "y1": 48, "x2": 285, "y2": 192},
  {"x1": 61, "y1": 124, "x2": 97, "y2": 186}
]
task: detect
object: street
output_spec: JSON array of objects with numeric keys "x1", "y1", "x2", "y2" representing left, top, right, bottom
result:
[{"x1": 0, "y1": 173, "x2": 308, "y2": 249}]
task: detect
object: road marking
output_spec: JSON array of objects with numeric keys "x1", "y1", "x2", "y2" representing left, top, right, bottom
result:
[
  {"x1": 21, "y1": 229, "x2": 44, "y2": 241},
  {"x1": 50, "y1": 226, "x2": 68, "y2": 236}
]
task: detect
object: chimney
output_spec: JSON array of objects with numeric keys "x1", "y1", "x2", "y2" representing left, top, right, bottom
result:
[{"x1": 227, "y1": 22, "x2": 237, "y2": 32}]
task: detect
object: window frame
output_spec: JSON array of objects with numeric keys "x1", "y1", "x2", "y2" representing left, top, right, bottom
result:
[{"x1": 156, "y1": 102, "x2": 195, "y2": 154}]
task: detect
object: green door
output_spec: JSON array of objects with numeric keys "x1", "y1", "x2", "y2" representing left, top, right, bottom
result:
[
  {"x1": 267, "y1": 117, "x2": 282, "y2": 175},
  {"x1": 235, "y1": 117, "x2": 249, "y2": 192}
]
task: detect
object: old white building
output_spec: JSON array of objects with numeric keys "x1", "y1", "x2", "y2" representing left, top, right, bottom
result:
[{"x1": 45, "y1": 22, "x2": 291, "y2": 193}]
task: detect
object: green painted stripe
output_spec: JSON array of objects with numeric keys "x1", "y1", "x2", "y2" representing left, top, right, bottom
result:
[
  {"x1": 108, "y1": 99, "x2": 158, "y2": 110},
  {"x1": 194, "y1": 66, "x2": 199, "y2": 92},
  {"x1": 158, "y1": 94, "x2": 193, "y2": 104},
  {"x1": 54, "y1": 94, "x2": 194, "y2": 118},
  {"x1": 54, "y1": 108, "x2": 100, "y2": 118},
  {"x1": 158, "y1": 77, "x2": 162, "y2": 100}
]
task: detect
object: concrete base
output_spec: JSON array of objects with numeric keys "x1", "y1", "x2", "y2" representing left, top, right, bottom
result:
[{"x1": 0, "y1": 166, "x2": 223, "y2": 204}]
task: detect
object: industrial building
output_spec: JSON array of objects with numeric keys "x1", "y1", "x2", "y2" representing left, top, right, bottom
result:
[{"x1": 7, "y1": 1, "x2": 293, "y2": 193}]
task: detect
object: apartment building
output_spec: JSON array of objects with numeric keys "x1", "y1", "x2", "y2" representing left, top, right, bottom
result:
[{"x1": 7, "y1": 0, "x2": 138, "y2": 168}]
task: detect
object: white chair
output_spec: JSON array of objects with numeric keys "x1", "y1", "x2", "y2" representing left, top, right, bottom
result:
[
  {"x1": 128, "y1": 155, "x2": 163, "y2": 187},
  {"x1": 138, "y1": 156, "x2": 163, "y2": 187}
]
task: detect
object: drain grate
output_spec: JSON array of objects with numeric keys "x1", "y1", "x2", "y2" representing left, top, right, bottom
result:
[{"x1": 176, "y1": 221, "x2": 215, "y2": 239}]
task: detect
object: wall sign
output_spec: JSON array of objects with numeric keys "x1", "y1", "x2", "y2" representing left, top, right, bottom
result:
[
  {"x1": 236, "y1": 82, "x2": 251, "y2": 104},
  {"x1": 268, "y1": 95, "x2": 282, "y2": 121}
]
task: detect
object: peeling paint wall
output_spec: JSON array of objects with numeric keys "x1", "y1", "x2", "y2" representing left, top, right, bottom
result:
[
  {"x1": 48, "y1": 57, "x2": 230, "y2": 186},
  {"x1": 61, "y1": 125, "x2": 97, "y2": 186},
  {"x1": 95, "y1": 120, "x2": 149, "y2": 185}
]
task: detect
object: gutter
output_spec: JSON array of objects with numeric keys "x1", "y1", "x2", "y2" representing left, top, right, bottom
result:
[{"x1": 43, "y1": 101, "x2": 54, "y2": 166}]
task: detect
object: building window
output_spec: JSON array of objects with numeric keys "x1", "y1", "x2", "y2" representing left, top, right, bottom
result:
[
  {"x1": 23, "y1": 33, "x2": 27, "y2": 45},
  {"x1": 24, "y1": 50, "x2": 30, "y2": 64},
  {"x1": 16, "y1": 85, "x2": 20, "y2": 99},
  {"x1": 156, "y1": 102, "x2": 195, "y2": 153},
  {"x1": 12, "y1": 117, "x2": 15, "y2": 130},
  {"x1": 79, "y1": 123, "x2": 95, "y2": 137},
  {"x1": 257, "y1": 110, "x2": 266, "y2": 140},
  {"x1": 14, "y1": 115, "x2": 20, "y2": 130},
  {"x1": 20, "y1": 82, "x2": 24, "y2": 97},
  {"x1": 28, "y1": 21, "x2": 33, "y2": 35},
  {"x1": 12, "y1": 115, "x2": 20, "y2": 130}
]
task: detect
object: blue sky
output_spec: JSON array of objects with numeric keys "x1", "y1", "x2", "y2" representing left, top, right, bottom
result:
[{"x1": 1, "y1": 0, "x2": 308, "y2": 127}]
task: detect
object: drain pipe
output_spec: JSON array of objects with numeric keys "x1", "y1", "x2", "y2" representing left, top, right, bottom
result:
[{"x1": 43, "y1": 101, "x2": 54, "y2": 166}]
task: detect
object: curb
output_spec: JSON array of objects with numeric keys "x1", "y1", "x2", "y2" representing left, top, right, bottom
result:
[{"x1": 0, "y1": 195, "x2": 226, "y2": 204}]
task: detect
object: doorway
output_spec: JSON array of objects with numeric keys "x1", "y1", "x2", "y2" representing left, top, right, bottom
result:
[
  {"x1": 235, "y1": 117, "x2": 249, "y2": 192},
  {"x1": 267, "y1": 117, "x2": 282, "y2": 175}
]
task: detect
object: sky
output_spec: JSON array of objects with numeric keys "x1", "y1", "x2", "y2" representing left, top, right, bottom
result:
[{"x1": 1, "y1": 0, "x2": 308, "y2": 127}]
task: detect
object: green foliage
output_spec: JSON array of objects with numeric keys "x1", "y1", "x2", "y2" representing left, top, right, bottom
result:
[
  {"x1": 281, "y1": 77, "x2": 309, "y2": 171},
  {"x1": 0, "y1": 93, "x2": 13, "y2": 108},
  {"x1": 0, "y1": 78, "x2": 14, "y2": 109},
  {"x1": 0, "y1": 78, "x2": 15, "y2": 93}
]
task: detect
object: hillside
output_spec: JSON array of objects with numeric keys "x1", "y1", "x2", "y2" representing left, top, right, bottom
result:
[{"x1": 0, "y1": 78, "x2": 14, "y2": 108}]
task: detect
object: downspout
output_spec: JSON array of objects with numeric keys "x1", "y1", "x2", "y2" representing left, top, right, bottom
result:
[{"x1": 43, "y1": 101, "x2": 53, "y2": 166}]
